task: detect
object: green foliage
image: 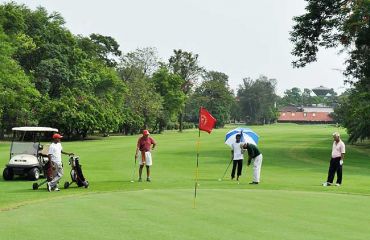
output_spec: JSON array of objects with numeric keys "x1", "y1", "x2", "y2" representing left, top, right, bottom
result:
[
  {"x1": 333, "y1": 89, "x2": 370, "y2": 143},
  {"x1": 0, "y1": 28, "x2": 40, "y2": 137},
  {"x1": 291, "y1": 0, "x2": 370, "y2": 142},
  {"x1": 186, "y1": 71, "x2": 234, "y2": 127},
  {"x1": 168, "y1": 49, "x2": 203, "y2": 131},
  {"x1": 237, "y1": 76, "x2": 278, "y2": 124},
  {"x1": 0, "y1": 2, "x2": 127, "y2": 139},
  {"x1": 152, "y1": 67, "x2": 186, "y2": 132}
]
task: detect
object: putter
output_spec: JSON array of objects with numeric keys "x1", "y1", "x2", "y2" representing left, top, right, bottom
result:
[
  {"x1": 130, "y1": 154, "x2": 138, "y2": 182},
  {"x1": 218, "y1": 159, "x2": 233, "y2": 181}
]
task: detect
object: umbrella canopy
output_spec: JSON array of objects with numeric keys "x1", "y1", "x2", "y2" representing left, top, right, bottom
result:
[{"x1": 225, "y1": 127, "x2": 259, "y2": 148}]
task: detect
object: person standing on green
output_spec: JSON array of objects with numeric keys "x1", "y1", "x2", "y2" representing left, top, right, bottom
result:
[{"x1": 242, "y1": 143, "x2": 263, "y2": 184}]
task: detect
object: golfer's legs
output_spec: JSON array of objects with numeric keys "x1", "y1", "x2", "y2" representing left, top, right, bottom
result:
[
  {"x1": 231, "y1": 160, "x2": 237, "y2": 179},
  {"x1": 253, "y1": 154, "x2": 263, "y2": 182},
  {"x1": 50, "y1": 163, "x2": 63, "y2": 189},
  {"x1": 326, "y1": 158, "x2": 336, "y2": 183},
  {"x1": 139, "y1": 151, "x2": 146, "y2": 178},
  {"x1": 336, "y1": 164, "x2": 343, "y2": 184},
  {"x1": 237, "y1": 160, "x2": 243, "y2": 177}
]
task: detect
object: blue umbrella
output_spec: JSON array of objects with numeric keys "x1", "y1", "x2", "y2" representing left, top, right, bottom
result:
[{"x1": 225, "y1": 127, "x2": 259, "y2": 148}]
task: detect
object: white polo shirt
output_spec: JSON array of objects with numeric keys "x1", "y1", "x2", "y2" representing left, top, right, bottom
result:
[
  {"x1": 232, "y1": 141, "x2": 245, "y2": 160},
  {"x1": 48, "y1": 142, "x2": 63, "y2": 164},
  {"x1": 331, "y1": 140, "x2": 345, "y2": 158}
]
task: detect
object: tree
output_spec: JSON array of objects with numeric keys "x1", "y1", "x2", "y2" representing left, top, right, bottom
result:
[
  {"x1": 152, "y1": 67, "x2": 185, "y2": 132},
  {"x1": 125, "y1": 77, "x2": 163, "y2": 130},
  {"x1": 168, "y1": 49, "x2": 203, "y2": 131},
  {"x1": 291, "y1": 0, "x2": 370, "y2": 142},
  {"x1": 89, "y1": 33, "x2": 122, "y2": 67},
  {"x1": 0, "y1": 28, "x2": 40, "y2": 137},
  {"x1": 187, "y1": 71, "x2": 234, "y2": 127},
  {"x1": 119, "y1": 47, "x2": 159, "y2": 78},
  {"x1": 280, "y1": 87, "x2": 303, "y2": 106},
  {"x1": 237, "y1": 76, "x2": 278, "y2": 124}
]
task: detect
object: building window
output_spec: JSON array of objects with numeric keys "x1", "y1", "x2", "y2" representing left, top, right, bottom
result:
[
  {"x1": 304, "y1": 112, "x2": 307, "y2": 117},
  {"x1": 292, "y1": 113, "x2": 295, "y2": 116},
  {"x1": 312, "y1": 113, "x2": 316, "y2": 117},
  {"x1": 282, "y1": 113, "x2": 286, "y2": 116}
]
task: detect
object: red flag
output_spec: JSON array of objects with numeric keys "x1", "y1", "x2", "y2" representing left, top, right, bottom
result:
[{"x1": 198, "y1": 107, "x2": 217, "y2": 134}]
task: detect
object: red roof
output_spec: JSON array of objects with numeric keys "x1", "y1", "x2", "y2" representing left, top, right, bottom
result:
[{"x1": 278, "y1": 112, "x2": 333, "y2": 122}]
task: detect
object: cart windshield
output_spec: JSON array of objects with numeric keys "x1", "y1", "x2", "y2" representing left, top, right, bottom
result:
[{"x1": 11, "y1": 142, "x2": 39, "y2": 156}]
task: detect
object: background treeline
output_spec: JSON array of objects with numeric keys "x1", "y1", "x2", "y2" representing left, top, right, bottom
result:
[
  {"x1": 1, "y1": 2, "x2": 369, "y2": 143},
  {"x1": 0, "y1": 3, "x2": 279, "y2": 139}
]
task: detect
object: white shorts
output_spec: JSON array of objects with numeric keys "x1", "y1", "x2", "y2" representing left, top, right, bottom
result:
[{"x1": 139, "y1": 152, "x2": 152, "y2": 166}]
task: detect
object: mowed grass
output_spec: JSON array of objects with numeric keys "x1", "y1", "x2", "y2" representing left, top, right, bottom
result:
[{"x1": 0, "y1": 124, "x2": 370, "y2": 240}]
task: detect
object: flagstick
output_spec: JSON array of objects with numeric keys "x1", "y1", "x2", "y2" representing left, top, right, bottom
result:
[{"x1": 193, "y1": 129, "x2": 201, "y2": 209}]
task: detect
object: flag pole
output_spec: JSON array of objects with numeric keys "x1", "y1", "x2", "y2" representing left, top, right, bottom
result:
[
  {"x1": 193, "y1": 107, "x2": 203, "y2": 209},
  {"x1": 193, "y1": 127, "x2": 200, "y2": 209}
]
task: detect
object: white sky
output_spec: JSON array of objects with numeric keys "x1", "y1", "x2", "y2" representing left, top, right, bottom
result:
[{"x1": 2, "y1": 0, "x2": 349, "y2": 96}]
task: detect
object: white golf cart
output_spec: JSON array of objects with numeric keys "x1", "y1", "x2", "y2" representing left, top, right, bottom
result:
[{"x1": 2, "y1": 127, "x2": 58, "y2": 181}]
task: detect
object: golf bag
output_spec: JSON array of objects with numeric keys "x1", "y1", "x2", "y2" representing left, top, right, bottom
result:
[
  {"x1": 32, "y1": 158, "x2": 57, "y2": 190},
  {"x1": 64, "y1": 156, "x2": 89, "y2": 189}
]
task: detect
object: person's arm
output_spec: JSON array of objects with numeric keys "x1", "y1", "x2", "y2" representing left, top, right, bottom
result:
[
  {"x1": 340, "y1": 142, "x2": 345, "y2": 165},
  {"x1": 135, "y1": 139, "x2": 140, "y2": 158},
  {"x1": 151, "y1": 138, "x2": 156, "y2": 150},
  {"x1": 61, "y1": 150, "x2": 73, "y2": 156},
  {"x1": 247, "y1": 145, "x2": 254, "y2": 166},
  {"x1": 231, "y1": 150, "x2": 234, "y2": 160}
]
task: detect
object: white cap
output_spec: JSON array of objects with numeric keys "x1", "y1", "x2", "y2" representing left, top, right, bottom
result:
[{"x1": 332, "y1": 132, "x2": 340, "y2": 137}]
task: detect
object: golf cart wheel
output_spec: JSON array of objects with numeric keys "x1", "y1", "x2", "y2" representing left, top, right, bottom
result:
[
  {"x1": 64, "y1": 182, "x2": 70, "y2": 189},
  {"x1": 28, "y1": 167, "x2": 40, "y2": 181},
  {"x1": 32, "y1": 183, "x2": 39, "y2": 190},
  {"x1": 3, "y1": 167, "x2": 14, "y2": 180}
]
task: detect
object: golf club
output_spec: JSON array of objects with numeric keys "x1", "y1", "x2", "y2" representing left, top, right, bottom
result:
[
  {"x1": 130, "y1": 154, "x2": 138, "y2": 182},
  {"x1": 218, "y1": 159, "x2": 233, "y2": 181}
]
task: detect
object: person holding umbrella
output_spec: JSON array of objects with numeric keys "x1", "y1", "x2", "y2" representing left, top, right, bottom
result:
[
  {"x1": 231, "y1": 134, "x2": 245, "y2": 181},
  {"x1": 242, "y1": 142, "x2": 263, "y2": 184}
]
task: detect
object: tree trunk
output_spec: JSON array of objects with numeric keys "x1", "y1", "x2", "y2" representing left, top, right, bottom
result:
[{"x1": 178, "y1": 112, "x2": 183, "y2": 132}]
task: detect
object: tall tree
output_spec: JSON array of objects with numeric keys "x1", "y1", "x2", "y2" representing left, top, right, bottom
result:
[
  {"x1": 152, "y1": 67, "x2": 185, "y2": 132},
  {"x1": 237, "y1": 76, "x2": 278, "y2": 124},
  {"x1": 291, "y1": 0, "x2": 370, "y2": 142},
  {"x1": 168, "y1": 49, "x2": 203, "y2": 131},
  {"x1": 187, "y1": 71, "x2": 234, "y2": 127},
  {"x1": 0, "y1": 28, "x2": 40, "y2": 137}
]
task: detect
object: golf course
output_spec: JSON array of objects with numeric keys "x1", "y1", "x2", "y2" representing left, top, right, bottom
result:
[{"x1": 0, "y1": 124, "x2": 369, "y2": 240}]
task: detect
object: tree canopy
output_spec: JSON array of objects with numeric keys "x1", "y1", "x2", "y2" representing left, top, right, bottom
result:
[{"x1": 290, "y1": 0, "x2": 370, "y2": 142}]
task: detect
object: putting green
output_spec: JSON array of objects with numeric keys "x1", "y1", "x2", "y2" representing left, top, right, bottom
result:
[
  {"x1": 0, "y1": 124, "x2": 369, "y2": 239},
  {"x1": 1, "y1": 189, "x2": 370, "y2": 240}
]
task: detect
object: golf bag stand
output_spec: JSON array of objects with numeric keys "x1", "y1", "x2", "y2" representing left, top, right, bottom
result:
[{"x1": 64, "y1": 155, "x2": 89, "y2": 189}]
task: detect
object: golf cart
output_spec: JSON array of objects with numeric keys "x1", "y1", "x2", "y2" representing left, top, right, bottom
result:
[{"x1": 2, "y1": 127, "x2": 58, "y2": 181}]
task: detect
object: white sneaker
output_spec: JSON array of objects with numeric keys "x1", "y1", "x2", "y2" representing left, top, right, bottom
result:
[
  {"x1": 322, "y1": 182, "x2": 329, "y2": 186},
  {"x1": 54, "y1": 187, "x2": 60, "y2": 191},
  {"x1": 47, "y1": 182, "x2": 51, "y2": 192},
  {"x1": 335, "y1": 183, "x2": 340, "y2": 186}
]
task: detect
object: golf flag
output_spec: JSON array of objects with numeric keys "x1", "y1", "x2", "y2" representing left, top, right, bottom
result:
[{"x1": 198, "y1": 107, "x2": 216, "y2": 134}]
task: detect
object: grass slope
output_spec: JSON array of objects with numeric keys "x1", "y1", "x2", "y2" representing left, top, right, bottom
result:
[{"x1": 0, "y1": 124, "x2": 369, "y2": 240}]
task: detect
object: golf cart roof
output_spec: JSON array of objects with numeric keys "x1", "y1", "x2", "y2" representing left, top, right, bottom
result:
[{"x1": 12, "y1": 127, "x2": 58, "y2": 132}]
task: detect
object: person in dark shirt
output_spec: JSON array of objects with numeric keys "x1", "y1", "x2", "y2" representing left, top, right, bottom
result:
[{"x1": 242, "y1": 143, "x2": 263, "y2": 184}]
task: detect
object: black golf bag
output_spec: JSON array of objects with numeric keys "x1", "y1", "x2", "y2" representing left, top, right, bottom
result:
[{"x1": 64, "y1": 156, "x2": 89, "y2": 189}]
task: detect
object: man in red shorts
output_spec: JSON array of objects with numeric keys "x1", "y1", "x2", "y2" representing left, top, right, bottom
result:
[{"x1": 135, "y1": 130, "x2": 156, "y2": 182}]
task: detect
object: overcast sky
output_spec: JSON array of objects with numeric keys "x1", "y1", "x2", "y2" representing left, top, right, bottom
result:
[{"x1": 3, "y1": 0, "x2": 349, "y2": 96}]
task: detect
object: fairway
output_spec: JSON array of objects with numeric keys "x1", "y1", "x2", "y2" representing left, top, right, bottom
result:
[{"x1": 1, "y1": 124, "x2": 370, "y2": 240}]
